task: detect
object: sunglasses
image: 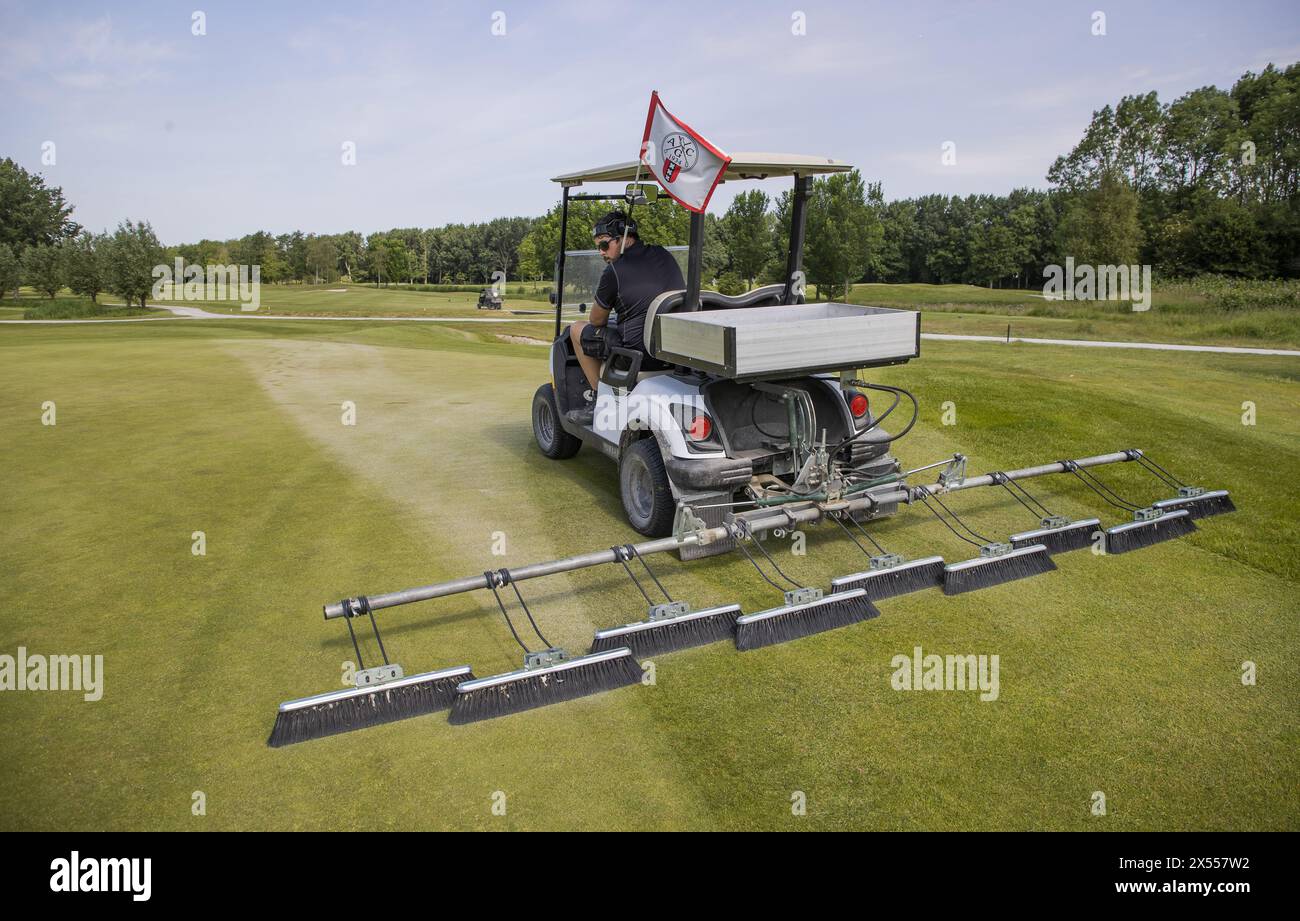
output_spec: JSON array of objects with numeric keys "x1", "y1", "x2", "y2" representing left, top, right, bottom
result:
[{"x1": 595, "y1": 237, "x2": 618, "y2": 252}]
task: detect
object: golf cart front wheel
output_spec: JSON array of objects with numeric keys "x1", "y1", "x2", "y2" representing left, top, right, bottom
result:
[
  {"x1": 533, "y1": 384, "x2": 581, "y2": 459},
  {"x1": 620, "y1": 438, "x2": 675, "y2": 537}
]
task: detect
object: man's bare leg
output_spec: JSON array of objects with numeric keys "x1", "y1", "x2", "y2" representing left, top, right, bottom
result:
[{"x1": 569, "y1": 321, "x2": 601, "y2": 392}]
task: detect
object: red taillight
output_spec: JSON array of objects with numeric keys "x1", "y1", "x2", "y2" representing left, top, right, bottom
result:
[
  {"x1": 687, "y1": 414, "x2": 712, "y2": 440},
  {"x1": 849, "y1": 393, "x2": 869, "y2": 418}
]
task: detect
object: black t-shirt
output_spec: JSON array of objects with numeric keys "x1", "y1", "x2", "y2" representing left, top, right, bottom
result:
[{"x1": 593, "y1": 241, "x2": 684, "y2": 352}]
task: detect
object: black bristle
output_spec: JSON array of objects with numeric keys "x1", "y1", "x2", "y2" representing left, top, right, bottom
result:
[
  {"x1": 589, "y1": 605, "x2": 739, "y2": 656},
  {"x1": 267, "y1": 667, "x2": 471, "y2": 748},
  {"x1": 831, "y1": 557, "x2": 945, "y2": 601},
  {"x1": 942, "y1": 546, "x2": 1056, "y2": 596},
  {"x1": 734, "y1": 590, "x2": 878, "y2": 651},
  {"x1": 1155, "y1": 491, "x2": 1236, "y2": 521},
  {"x1": 1010, "y1": 520, "x2": 1100, "y2": 555},
  {"x1": 1104, "y1": 510, "x2": 1198, "y2": 555},
  {"x1": 448, "y1": 649, "x2": 641, "y2": 724}
]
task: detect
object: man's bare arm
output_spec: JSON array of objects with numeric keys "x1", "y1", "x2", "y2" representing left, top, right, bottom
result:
[{"x1": 588, "y1": 302, "x2": 611, "y2": 326}]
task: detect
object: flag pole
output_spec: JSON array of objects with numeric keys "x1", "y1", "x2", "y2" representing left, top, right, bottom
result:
[{"x1": 621, "y1": 156, "x2": 643, "y2": 252}]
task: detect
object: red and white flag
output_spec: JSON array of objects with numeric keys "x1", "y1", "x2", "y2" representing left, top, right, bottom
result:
[{"x1": 639, "y1": 91, "x2": 731, "y2": 213}]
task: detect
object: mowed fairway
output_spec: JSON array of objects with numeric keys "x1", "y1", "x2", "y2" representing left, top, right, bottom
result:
[{"x1": 0, "y1": 319, "x2": 1296, "y2": 830}]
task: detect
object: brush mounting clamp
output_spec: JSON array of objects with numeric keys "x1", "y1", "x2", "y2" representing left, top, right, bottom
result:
[
  {"x1": 870, "y1": 553, "x2": 906, "y2": 570},
  {"x1": 1134, "y1": 507, "x2": 1164, "y2": 521},
  {"x1": 647, "y1": 601, "x2": 691, "y2": 621},
  {"x1": 524, "y1": 648, "x2": 569, "y2": 670},
  {"x1": 784, "y1": 587, "x2": 823, "y2": 606},
  {"x1": 355, "y1": 664, "x2": 404, "y2": 687},
  {"x1": 979, "y1": 542, "x2": 1014, "y2": 558},
  {"x1": 1039, "y1": 515, "x2": 1070, "y2": 529},
  {"x1": 1177, "y1": 486, "x2": 1205, "y2": 498}
]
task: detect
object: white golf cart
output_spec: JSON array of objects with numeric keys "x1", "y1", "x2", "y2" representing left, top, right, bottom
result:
[{"x1": 531, "y1": 153, "x2": 921, "y2": 558}]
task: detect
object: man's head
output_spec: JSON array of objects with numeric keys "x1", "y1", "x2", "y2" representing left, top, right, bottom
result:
[{"x1": 593, "y1": 211, "x2": 637, "y2": 262}]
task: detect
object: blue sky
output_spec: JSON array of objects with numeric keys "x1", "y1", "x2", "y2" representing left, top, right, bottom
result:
[{"x1": 1, "y1": 0, "x2": 1296, "y2": 242}]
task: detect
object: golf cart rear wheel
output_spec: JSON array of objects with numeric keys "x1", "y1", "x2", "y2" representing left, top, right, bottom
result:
[
  {"x1": 533, "y1": 384, "x2": 581, "y2": 459},
  {"x1": 620, "y1": 438, "x2": 675, "y2": 537}
]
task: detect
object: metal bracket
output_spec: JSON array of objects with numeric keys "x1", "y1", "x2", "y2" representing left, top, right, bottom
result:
[
  {"x1": 979, "y1": 542, "x2": 1014, "y2": 558},
  {"x1": 647, "y1": 600, "x2": 691, "y2": 621},
  {"x1": 673, "y1": 504, "x2": 710, "y2": 544},
  {"x1": 1177, "y1": 486, "x2": 1205, "y2": 498},
  {"x1": 938, "y1": 454, "x2": 967, "y2": 488},
  {"x1": 870, "y1": 553, "x2": 906, "y2": 570},
  {"x1": 1039, "y1": 515, "x2": 1070, "y2": 530},
  {"x1": 783, "y1": 587, "x2": 823, "y2": 606},
  {"x1": 524, "y1": 648, "x2": 569, "y2": 670},
  {"x1": 354, "y1": 664, "x2": 404, "y2": 687},
  {"x1": 1134, "y1": 507, "x2": 1164, "y2": 521}
]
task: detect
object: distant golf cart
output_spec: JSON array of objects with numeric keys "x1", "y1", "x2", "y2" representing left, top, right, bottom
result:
[
  {"x1": 532, "y1": 154, "x2": 922, "y2": 549},
  {"x1": 477, "y1": 288, "x2": 503, "y2": 310}
]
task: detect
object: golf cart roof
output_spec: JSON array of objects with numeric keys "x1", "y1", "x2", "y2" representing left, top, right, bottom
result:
[{"x1": 552, "y1": 152, "x2": 852, "y2": 186}]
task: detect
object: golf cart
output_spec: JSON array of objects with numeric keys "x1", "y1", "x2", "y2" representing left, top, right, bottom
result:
[
  {"x1": 477, "y1": 288, "x2": 503, "y2": 310},
  {"x1": 532, "y1": 153, "x2": 922, "y2": 555}
]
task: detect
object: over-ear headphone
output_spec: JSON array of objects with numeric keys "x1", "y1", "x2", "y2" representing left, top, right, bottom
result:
[{"x1": 593, "y1": 213, "x2": 637, "y2": 239}]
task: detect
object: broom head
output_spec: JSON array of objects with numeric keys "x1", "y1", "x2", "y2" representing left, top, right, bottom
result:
[
  {"x1": 831, "y1": 555, "x2": 945, "y2": 601},
  {"x1": 1009, "y1": 518, "x2": 1101, "y2": 555},
  {"x1": 943, "y1": 543, "x2": 1056, "y2": 595},
  {"x1": 268, "y1": 665, "x2": 473, "y2": 747},
  {"x1": 590, "y1": 603, "x2": 740, "y2": 656},
  {"x1": 735, "y1": 587, "x2": 878, "y2": 651},
  {"x1": 1153, "y1": 489, "x2": 1235, "y2": 520},
  {"x1": 448, "y1": 647, "x2": 641, "y2": 724},
  {"x1": 1105, "y1": 508, "x2": 1197, "y2": 554}
]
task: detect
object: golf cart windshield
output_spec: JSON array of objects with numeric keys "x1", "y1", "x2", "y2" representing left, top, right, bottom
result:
[{"x1": 558, "y1": 246, "x2": 689, "y2": 311}]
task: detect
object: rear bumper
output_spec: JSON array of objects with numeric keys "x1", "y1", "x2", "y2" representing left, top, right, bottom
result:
[{"x1": 665, "y1": 455, "x2": 753, "y2": 491}]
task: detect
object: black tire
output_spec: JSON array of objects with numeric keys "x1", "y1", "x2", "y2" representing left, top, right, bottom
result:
[
  {"x1": 620, "y1": 438, "x2": 675, "y2": 537},
  {"x1": 533, "y1": 383, "x2": 582, "y2": 459}
]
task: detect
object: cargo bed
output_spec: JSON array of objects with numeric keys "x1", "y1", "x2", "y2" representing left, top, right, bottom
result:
[{"x1": 651, "y1": 303, "x2": 920, "y2": 380}]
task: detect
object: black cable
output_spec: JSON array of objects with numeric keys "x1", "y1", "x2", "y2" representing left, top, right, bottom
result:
[
  {"x1": 341, "y1": 600, "x2": 366, "y2": 670},
  {"x1": 1132, "y1": 452, "x2": 1185, "y2": 490},
  {"x1": 357, "y1": 596, "x2": 389, "y2": 666},
  {"x1": 834, "y1": 383, "x2": 918, "y2": 454},
  {"x1": 484, "y1": 572, "x2": 531, "y2": 654},
  {"x1": 626, "y1": 544, "x2": 672, "y2": 603},
  {"x1": 914, "y1": 487, "x2": 985, "y2": 548},
  {"x1": 1073, "y1": 466, "x2": 1142, "y2": 512},
  {"x1": 992, "y1": 473, "x2": 1046, "y2": 520},
  {"x1": 612, "y1": 546, "x2": 655, "y2": 605},
  {"x1": 745, "y1": 523, "x2": 804, "y2": 589},
  {"x1": 502, "y1": 571, "x2": 553, "y2": 649},
  {"x1": 733, "y1": 534, "x2": 791, "y2": 596},
  {"x1": 1005, "y1": 476, "x2": 1053, "y2": 517},
  {"x1": 847, "y1": 510, "x2": 889, "y2": 555},
  {"x1": 918, "y1": 485, "x2": 993, "y2": 543},
  {"x1": 830, "y1": 511, "x2": 884, "y2": 559}
]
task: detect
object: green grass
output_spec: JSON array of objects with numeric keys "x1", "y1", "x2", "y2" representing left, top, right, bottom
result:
[
  {"x1": 0, "y1": 319, "x2": 1296, "y2": 830},
  {"x1": 5, "y1": 296, "x2": 154, "y2": 320},
  {"x1": 150, "y1": 282, "x2": 553, "y2": 317},
  {"x1": 842, "y1": 282, "x2": 1300, "y2": 349}
]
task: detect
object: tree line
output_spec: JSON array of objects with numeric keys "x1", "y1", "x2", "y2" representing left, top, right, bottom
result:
[{"x1": 2, "y1": 63, "x2": 1295, "y2": 306}]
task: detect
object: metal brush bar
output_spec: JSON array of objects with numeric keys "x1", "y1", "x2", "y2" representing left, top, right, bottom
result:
[{"x1": 322, "y1": 450, "x2": 1140, "y2": 620}]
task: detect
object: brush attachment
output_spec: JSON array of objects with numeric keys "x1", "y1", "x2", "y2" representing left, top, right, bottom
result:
[
  {"x1": 1009, "y1": 518, "x2": 1101, "y2": 555},
  {"x1": 1104, "y1": 508, "x2": 1197, "y2": 554},
  {"x1": 268, "y1": 665, "x2": 472, "y2": 747},
  {"x1": 448, "y1": 647, "x2": 641, "y2": 724},
  {"x1": 589, "y1": 603, "x2": 740, "y2": 656},
  {"x1": 734, "y1": 587, "x2": 878, "y2": 652},
  {"x1": 1153, "y1": 489, "x2": 1235, "y2": 520},
  {"x1": 831, "y1": 555, "x2": 946, "y2": 601},
  {"x1": 942, "y1": 544, "x2": 1056, "y2": 596}
]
